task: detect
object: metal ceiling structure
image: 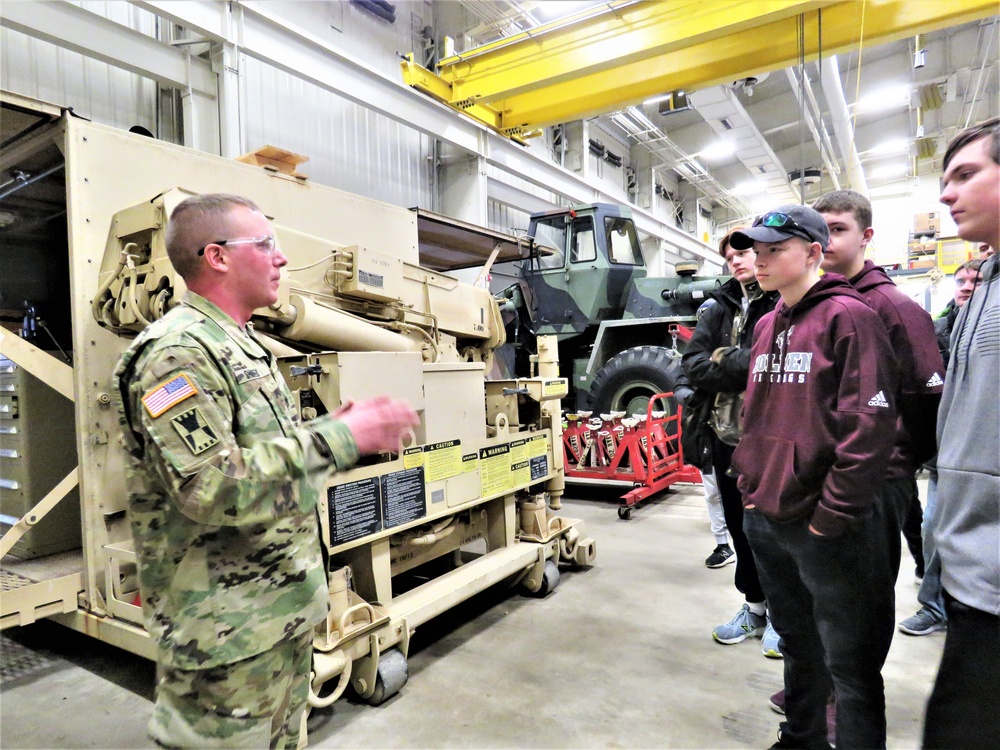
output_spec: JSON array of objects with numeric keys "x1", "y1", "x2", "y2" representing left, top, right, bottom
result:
[
  {"x1": 1, "y1": 0, "x2": 720, "y2": 262},
  {"x1": 403, "y1": 0, "x2": 998, "y2": 141},
  {"x1": 4, "y1": 1, "x2": 996, "y2": 263}
]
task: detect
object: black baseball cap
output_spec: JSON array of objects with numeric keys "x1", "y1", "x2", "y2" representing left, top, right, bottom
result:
[{"x1": 729, "y1": 204, "x2": 830, "y2": 250}]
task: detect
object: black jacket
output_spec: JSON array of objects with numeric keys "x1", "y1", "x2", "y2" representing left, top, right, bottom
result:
[
  {"x1": 680, "y1": 278, "x2": 779, "y2": 469},
  {"x1": 682, "y1": 278, "x2": 780, "y2": 394},
  {"x1": 934, "y1": 300, "x2": 960, "y2": 369}
]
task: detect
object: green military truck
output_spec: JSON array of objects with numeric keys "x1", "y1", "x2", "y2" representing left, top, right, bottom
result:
[{"x1": 494, "y1": 203, "x2": 726, "y2": 413}]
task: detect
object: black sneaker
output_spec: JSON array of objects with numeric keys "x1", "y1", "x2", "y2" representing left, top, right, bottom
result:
[
  {"x1": 769, "y1": 728, "x2": 833, "y2": 750},
  {"x1": 705, "y1": 544, "x2": 735, "y2": 568}
]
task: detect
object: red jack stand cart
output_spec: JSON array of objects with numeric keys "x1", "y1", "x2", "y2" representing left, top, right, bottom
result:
[{"x1": 562, "y1": 391, "x2": 702, "y2": 519}]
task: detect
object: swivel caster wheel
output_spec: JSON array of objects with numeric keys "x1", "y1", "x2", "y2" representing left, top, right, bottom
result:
[
  {"x1": 352, "y1": 648, "x2": 408, "y2": 706},
  {"x1": 618, "y1": 505, "x2": 632, "y2": 520},
  {"x1": 523, "y1": 559, "x2": 561, "y2": 597}
]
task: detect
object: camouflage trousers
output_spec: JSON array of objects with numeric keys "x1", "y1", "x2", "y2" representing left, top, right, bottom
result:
[{"x1": 149, "y1": 631, "x2": 313, "y2": 749}]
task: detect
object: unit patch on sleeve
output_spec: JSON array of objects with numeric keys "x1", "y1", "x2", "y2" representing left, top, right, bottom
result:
[
  {"x1": 142, "y1": 373, "x2": 197, "y2": 417},
  {"x1": 171, "y1": 406, "x2": 220, "y2": 455}
]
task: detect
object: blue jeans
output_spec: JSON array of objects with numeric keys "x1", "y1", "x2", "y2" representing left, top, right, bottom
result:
[
  {"x1": 917, "y1": 473, "x2": 946, "y2": 621},
  {"x1": 745, "y1": 505, "x2": 896, "y2": 749}
]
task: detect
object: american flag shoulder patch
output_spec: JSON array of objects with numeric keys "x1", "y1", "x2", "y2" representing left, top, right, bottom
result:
[{"x1": 142, "y1": 373, "x2": 197, "y2": 418}]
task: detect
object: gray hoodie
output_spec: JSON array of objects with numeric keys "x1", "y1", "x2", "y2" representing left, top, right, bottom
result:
[{"x1": 931, "y1": 253, "x2": 1000, "y2": 615}]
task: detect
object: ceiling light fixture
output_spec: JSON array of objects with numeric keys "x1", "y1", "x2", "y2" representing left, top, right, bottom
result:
[
  {"x1": 532, "y1": 1, "x2": 598, "y2": 22},
  {"x1": 869, "y1": 162, "x2": 908, "y2": 180},
  {"x1": 699, "y1": 140, "x2": 736, "y2": 161},
  {"x1": 732, "y1": 179, "x2": 765, "y2": 196},
  {"x1": 868, "y1": 139, "x2": 910, "y2": 156},
  {"x1": 856, "y1": 85, "x2": 911, "y2": 112}
]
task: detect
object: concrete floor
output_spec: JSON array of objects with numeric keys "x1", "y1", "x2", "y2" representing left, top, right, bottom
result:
[{"x1": 1, "y1": 484, "x2": 944, "y2": 749}]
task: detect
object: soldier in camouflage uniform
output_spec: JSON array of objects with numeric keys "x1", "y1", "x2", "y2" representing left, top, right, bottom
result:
[{"x1": 113, "y1": 194, "x2": 418, "y2": 749}]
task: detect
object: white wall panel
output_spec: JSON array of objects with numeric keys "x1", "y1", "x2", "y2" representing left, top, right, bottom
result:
[
  {"x1": 257, "y1": 1, "x2": 428, "y2": 77},
  {"x1": 488, "y1": 201, "x2": 531, "y2": 236},
  {"x1": 1, "y1": 0, "x2": 159, "y2": 133},
  {"x1": 235, "y1": 2, "x2": 433, "y2": 209},
  {"x1": 241, "y1": 54, "x2": 432, "y2": 209}
]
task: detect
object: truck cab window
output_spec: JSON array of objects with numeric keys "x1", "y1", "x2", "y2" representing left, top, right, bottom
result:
[
  {"x1": 570, "y1": 217, "x2": 596, "y2": 263},
  {"x1": 605, "y1": 217, "x2": 642, "y2": 265},
  {"x1": 532, "y1": 218, "x2": 567, "y2": 269}
]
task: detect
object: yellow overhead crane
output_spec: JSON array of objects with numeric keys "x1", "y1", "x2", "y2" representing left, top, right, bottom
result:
[{"x1": 401, "y1": 0, "x2": 998, "y2": 142}]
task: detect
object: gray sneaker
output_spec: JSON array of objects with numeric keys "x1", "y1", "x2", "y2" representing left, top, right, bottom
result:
[
  {"x1": 898, "y1": 607, "x2": 947, "y2": 636},
  {"x1": 713, "y1": 604, "x2": 766, "y2": 644},
  {"x1": 761, "y1": 620, "x2": 783, "y2": 658}
]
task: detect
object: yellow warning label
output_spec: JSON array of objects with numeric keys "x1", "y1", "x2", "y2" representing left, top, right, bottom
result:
[
  {"x1": 479, "y1": 444, "x2": 512, "y2": 496},
  {"x1": 512, "y1": 459, "x2": 531, "y2": 487},
  {"x1": 403, "y1": 447, "x2": 424, "y2": 470},
  {"x1": 528, "y1": 434, "x2": 548, "y2": 458},
  {"x1": 424, "y1": 440, "x2": 462, "y2": 483},
  {"x1": 543, "y1": 378, "x2": 568, "y2": 397},
  {"x1": 510, "y1": 438, "x2": 528, "y2": 466},
  {"x1": 462, "y1": 453, "x2": 479, "y2": 474}
]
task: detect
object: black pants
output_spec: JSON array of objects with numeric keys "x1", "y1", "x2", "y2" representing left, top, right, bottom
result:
[
  {"x1": 923, "y1": 592, "x2": 1000, "y2": 749},
  {"x1": 900, "y1": 483, "x2": 925, "y2": 577},
  {"x1": 712, "y1": 438, "x2": 765, "y2": 604},
  {"x1": 745, "y1": 506, "x2": 896, "y2": 750}
]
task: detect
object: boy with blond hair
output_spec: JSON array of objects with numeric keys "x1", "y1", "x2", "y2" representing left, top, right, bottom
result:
[{"x1": 729, "y1": 204, "x2": 898, "y2": 749}]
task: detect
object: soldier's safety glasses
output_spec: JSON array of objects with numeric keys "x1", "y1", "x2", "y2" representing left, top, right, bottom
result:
[{"x1": 198, "y1": 235, "x2": 277, "y2": 256}]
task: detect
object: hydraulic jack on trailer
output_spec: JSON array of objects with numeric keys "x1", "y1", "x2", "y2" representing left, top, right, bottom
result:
[{"x1": 561, "y1": 391, "x2": 701, "y2": 519}]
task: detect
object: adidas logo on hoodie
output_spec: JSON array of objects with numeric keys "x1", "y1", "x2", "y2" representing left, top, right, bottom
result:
[
  {"x1": 868, "y1": 391, "x2": 890, "y2": 408},
  {"x1": 926, "y1": 372, "x2": 944, "y2": 387}
]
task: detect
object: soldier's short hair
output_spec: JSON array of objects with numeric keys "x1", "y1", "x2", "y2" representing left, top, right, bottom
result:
[
  {"x1": 954, "y1": 258, "x2": 983, "y2": 278},
  {"x1": 166, "y1": 194, "x2": 264, "y2": 280},
  {"x1": 943, "y1": 116, "x2": 1000, "y2": 171},
  {"x1": 813, "y1": 189, "x2": 873, "y2": 231}
]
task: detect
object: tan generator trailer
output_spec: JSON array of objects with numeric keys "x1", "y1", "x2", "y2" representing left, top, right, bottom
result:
[{"x1": 0, "y1": 91, "x2": 595, "y2": 713}]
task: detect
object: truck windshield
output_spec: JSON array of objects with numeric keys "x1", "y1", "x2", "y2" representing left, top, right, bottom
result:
[
  {"x1": 605, "y1": 217, "x2": 643, "y2": 266},
  {"x1": 532, "y1": 216, "x2": 567, "y2": 269}
]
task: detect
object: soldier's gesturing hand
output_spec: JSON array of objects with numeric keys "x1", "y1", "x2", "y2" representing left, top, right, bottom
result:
[{"x1": 336, "y1": 395, "x2": 420, "y2": 456}]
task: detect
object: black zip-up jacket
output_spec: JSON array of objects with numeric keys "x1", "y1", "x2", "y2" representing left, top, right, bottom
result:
[
  {"x1": 934, "y1": 299, "x2": 960, "y2": 367},
  {"x1": 680, "y1": 278, "x2": 779, "y2": 470},
  {"x1": 682, "y1": 278, "x2": 781, "y2": 394}
]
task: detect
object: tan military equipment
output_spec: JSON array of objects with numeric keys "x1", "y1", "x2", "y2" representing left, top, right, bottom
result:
[{"x1": 0, "y1": 91, "x2": 595, "y2": 722}]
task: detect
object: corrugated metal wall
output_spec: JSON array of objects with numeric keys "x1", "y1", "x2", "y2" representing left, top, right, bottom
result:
[
  {"x1": 2, "y1": 1, "x2": 434, "y2": 210},
  {"x1": 240, "y1": 1, "x2": 433, "y2": 207},
  {"x1": 242, "y1": 55, "x2": 432, "y2": 209},
  {"x1": 1, "y1": 2, "x2": 158, "y2": 133},
  {"x1": 487, "y1": 201, "x2": 531, "y2": 237}
]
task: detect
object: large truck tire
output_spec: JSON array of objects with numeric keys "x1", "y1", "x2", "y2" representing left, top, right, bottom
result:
[{"x1": 587, "y1": 345, "x2": 681, "y2": 418}]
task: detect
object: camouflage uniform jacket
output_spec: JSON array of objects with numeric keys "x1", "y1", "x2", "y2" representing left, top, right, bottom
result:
[{"x1": 112, "y1": 292, "x2": 359, "y2": 671}]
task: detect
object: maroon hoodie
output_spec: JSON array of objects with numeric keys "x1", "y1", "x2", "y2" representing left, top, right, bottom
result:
[
  {"x1": 849, "y1": 260, "x2": 944, "y2": 476},
  {"x1": 731, "y1": 275, "x2": 898, "y2": 537}
]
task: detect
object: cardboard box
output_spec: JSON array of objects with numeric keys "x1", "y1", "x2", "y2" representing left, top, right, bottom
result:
[
  {"x1": 236, "y1": 145, "x2": 309, "y2": 178},
  {"x1": 914, "y1": 212, "x2": 940, "y2": 235}
]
